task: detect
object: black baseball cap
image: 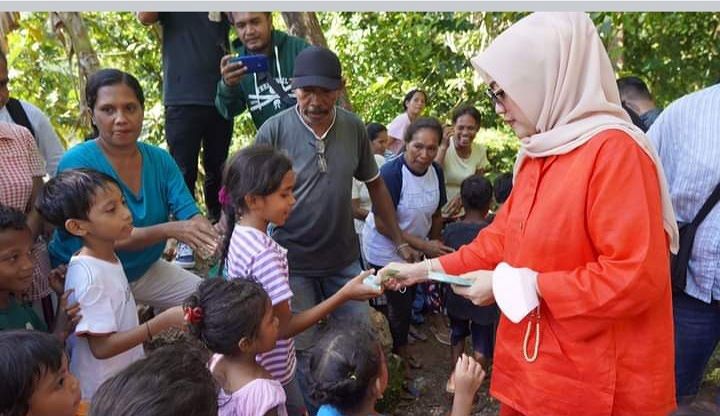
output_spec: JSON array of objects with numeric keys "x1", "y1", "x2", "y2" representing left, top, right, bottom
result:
[{"x1": 291, "y1": 46, "x2": 342, "y2": 90}]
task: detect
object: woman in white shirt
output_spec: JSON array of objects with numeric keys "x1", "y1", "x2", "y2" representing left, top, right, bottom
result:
[
  {"x1": 386, "y1": 89, "x2": 427, "y2": 156},
  {"x1": 362, "y1": 117, "x2": 453, "y2": 371}
]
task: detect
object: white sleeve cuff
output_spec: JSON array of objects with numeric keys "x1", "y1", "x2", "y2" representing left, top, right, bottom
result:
[{"x1": 491, "y1": 262, "x2": 540, "y2": 323}]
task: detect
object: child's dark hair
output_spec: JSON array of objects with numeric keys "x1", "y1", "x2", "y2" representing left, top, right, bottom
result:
[
  {"x1": 86, "y1": 69, "x2": 145, "y2": 137},
  {"x1": 308, "y1": 325, "x2": 382, "y2": 414},
  {"x1": 403, "y1": 116, "x2": 443, "y2": 144},
  {"x1": 402, "y1": 88, "x2": 427, "y2": 111},
  {"x1": 0, "y1": 330, "x2": 64, "y2": 416},
  {"x1": 622, "y1": 102, "x2": 647, "y2": 132},
  {"x1": 460, "y1": 175, "x2": 493, "y2": 212},
  {"x1": 35, "y1": 168, "x2": 120, "y2": 233},
  {"x1": 184, "y1": 278, "x2": 270, "y2": 355},
  {"x1": 451, "y1": 104, "x2": 482, "y2": 126},
  {"x1": 220, "y1": 144, "x2": 293, "y2": 274},
  {"x1": 366, "y1": 122, "x2": 387, "y2": 142},
  {"x1": 493, "y1": 172, "x2": 514, "y2": 205},
  {"x1": 89, "y1": 343, "x2": 217, "y2": 416},
  {"x1": 0, "y1": 204, "x2": 28, "y2": 232}
]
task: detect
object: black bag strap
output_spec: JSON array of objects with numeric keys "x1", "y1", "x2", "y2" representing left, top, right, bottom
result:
[
  {"x1": 5, "y1": 97, "x2": 36, "y2": 139},
  {"x1": 690, "y1": 181, "x2": 720, "y2": 227},
  {"x1": 258, "y1": 71, "x2": 296, "y2": 107}
]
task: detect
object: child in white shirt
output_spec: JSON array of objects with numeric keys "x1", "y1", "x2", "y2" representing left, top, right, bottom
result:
[{"x1": 36, "y1": 168, "x2": 185, "y2": 399}]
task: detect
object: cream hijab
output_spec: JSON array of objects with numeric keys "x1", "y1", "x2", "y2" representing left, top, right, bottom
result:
[{"x1": 471, "y1": 12, "x2": 678, "y2": 252}]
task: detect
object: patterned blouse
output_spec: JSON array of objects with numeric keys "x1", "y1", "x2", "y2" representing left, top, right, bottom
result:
[{"x1": 0, "y1": 122, "x2": 51, "y2": 300}]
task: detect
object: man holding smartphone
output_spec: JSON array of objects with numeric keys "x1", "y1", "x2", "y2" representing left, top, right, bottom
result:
[{"x1": 216, "y1": 12, "x2": 309, "y2": 129}]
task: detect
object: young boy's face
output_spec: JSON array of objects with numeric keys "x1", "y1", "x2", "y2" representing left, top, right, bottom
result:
[
  {"x1": 0, "y1": 227, "x2": 34, "y2": 294},
  {"x1": 74, "y1": 184, "x2": 134, "y2": 241},
  {"x1": 27, "y1": 355, "x2": 81, "y2": 416}
]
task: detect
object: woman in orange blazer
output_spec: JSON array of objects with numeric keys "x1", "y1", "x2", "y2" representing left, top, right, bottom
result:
[{"x1": 381, "y1": 12, "x2": 679, "y2": 416}]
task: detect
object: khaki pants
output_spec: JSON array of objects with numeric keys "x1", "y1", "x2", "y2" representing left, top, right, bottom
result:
[{"x1": 130, "y1": 259, "x2": 201, "y2": 310}]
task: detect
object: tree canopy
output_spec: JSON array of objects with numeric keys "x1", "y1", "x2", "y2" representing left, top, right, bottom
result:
[{"x1": 3, "y1": 11, "x2": 719, "y2": 178}]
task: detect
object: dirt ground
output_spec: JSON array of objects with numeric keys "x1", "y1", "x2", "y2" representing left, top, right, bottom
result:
[
  {"x1": 384, "y1": 312, "x2": 499, "y2": 416},
  {"x1": 383, "y1": 312, "x2": 720, "y2": 416},
  {"x1": 163, "y1": 250, "x2": 720, "y2": 415}
]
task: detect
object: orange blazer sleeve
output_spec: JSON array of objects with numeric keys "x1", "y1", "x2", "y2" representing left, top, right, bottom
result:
[{"x1": 538, "y1": 138, "x2": 671, "y2": 321}]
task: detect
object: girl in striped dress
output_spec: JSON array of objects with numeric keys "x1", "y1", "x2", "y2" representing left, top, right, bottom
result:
[{"x1": 219, "y1": 145, "x2": 382, "y2": 415}]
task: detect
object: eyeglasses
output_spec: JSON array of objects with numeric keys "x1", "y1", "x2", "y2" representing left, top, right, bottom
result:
[
  {"x1": 315, "y1": 139, "x2": 328, "y2": 173},
  {"x1": 0, "y1": 78, "x2": 9, "y2": 89},
  {"x1": 485, "y1": 86, "x2": 505, "y2": 105}
]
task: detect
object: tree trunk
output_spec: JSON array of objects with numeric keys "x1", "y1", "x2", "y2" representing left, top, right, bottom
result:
[
  {"x1": 280, "y1": 12, "x2": 353, "y2": 111},
  {"x1": 281, "y1": 12, "x2": 329, "y2": 47},
  {"x1": 50, "y1": 12, "x2": 100, "y2": 133},
  {"x1": 0, "y1": 12, "x2": 20, "y2": 55}
]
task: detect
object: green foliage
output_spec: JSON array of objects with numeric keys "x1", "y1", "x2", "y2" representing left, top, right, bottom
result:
[
  {"x1": 477, "y1": 128, "x2": 520, "y2": 180},
  {"x1": 317, "y1": 12, "x2": 522, "y2": 178},
  {"x1": 5, "y1": 11, "x2": 720, "y2": 180},
  {"x1": 7, "y1": 12, "x2": 165, "y2": 147},
  {"x1": 592, "y1": 12, "x2": 720, "y2": 107},
  {"x1": 320, "y1": 12, "x2": 513, "y2": 129},
  {"x1": 7, "y1": 13, "x2": 78, "y2": 148},
  {"x1": 375, "y1": 352, "x2": 404, "y2": 413}
]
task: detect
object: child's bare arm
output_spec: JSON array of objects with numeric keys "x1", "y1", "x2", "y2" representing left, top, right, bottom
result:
[
  {"x1": 263, "y1": 407, "x2": 279, "y2": 416},
  {"x1": 450, "y1": 354, "x2": 485, "y2": 416},
  {"x1": 275, "y1": 270, "x2": 380, "y2": 339},
  {"x1": 86, "y1": 306, "x2": 183, "y2": 359},
  {"x1": 51, "y1": 289, "x2": 81, "y2": 343}
]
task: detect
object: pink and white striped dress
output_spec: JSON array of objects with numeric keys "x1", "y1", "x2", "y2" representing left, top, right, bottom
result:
[
  {"x1": 210, "y1": 354, "x2": 288, "y2": 416},
  {"x1": 227, "y1": 225, "x2": 296, "y2": 386}
]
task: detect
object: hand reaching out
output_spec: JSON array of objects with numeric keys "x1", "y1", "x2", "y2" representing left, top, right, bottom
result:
[
  {"x1": 453, "y1": 354, "x2": 486, "y2": 402},
  {"x1": 339, "y1": 269, "x2": 384, "y2": 301},
  {"x1": 53, "y1": 289, "x2": 81, "y2": 343},
  {"x1": 422, "y1": 239, "x2": 455, "y2": 258},
  {"x1": 171, "y1": 216, "x2": 219, "y2": 258},
  {"x1": 377, "y1": 262, "x2": 428, "y2": 290},
  {"x1": 48, "y1": 264, "x2": 68, "y2": 295}
]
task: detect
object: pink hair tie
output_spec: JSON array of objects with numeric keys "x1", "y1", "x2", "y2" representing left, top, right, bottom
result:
[{"x1": 218, "y1": 186, "x2": 230, "y2": 207}]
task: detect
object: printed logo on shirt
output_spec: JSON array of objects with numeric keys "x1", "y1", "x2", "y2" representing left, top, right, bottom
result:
[
  {"x1": 26, "y1": 322, "x2": 34, "y2": 330},
  {"x1": 400, "y1": 188, "x2": 440, "y2": 211},
  {"x1": 249, "y1": 79, "x2": 295, "y2": 112}
]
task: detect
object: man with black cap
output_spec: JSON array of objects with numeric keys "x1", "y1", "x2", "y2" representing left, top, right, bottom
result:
[{"x1": 255, "y1": 45, "x2": 416, "y2": 407}]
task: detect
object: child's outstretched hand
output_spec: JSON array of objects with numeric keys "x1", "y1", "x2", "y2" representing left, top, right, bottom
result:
[
  {"x1": 48, "y1": 264, "x2": 68, "y2": 295},
  {"x1": 338, "y1": 269, "x2": 383, "y2": 301},
  {"x1": 53, "y1": 289, "x2": 82, "y2": 342},
  {"x1": 450, "y1": 354, "x2": 486, "y2": 415},
  {"x1": 156, "y1": 306, "x2": 186, "y2": 330}
]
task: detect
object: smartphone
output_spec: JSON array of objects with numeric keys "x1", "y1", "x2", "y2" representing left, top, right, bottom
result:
[{"x1": 229, "y1": 54, "x2": 269, "y2": 74}]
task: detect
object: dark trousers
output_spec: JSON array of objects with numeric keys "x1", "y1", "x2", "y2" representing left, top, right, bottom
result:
[
  {"x1": 673, "y1": 290, "x2": 720, "y2": 401},
  {"x1": 448, "y1": 315, "x2": 496, "y2": 357},
  {"x1": 370, "y1": 263, "x2": 416, "y2": 351},
  {"x1": 165, "y1": 105, "x2": 233, "y2": 221}
]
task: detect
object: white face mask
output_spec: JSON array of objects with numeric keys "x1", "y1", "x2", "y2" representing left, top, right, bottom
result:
[{"x1": 492, "y1": 262, "x2": 539, "y2": 324}]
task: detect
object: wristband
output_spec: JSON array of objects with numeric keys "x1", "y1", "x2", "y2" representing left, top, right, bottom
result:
[
  {"x1": 423, "y1": 257, "x2": 433, "y2": 278},
  {"x1": 395, "y1": 243, "x2": 410, "y2": 254}
]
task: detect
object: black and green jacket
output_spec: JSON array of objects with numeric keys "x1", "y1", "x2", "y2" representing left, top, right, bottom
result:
[{"x1": 215, "y1": 30, "x2": 309, "y2": 129}]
